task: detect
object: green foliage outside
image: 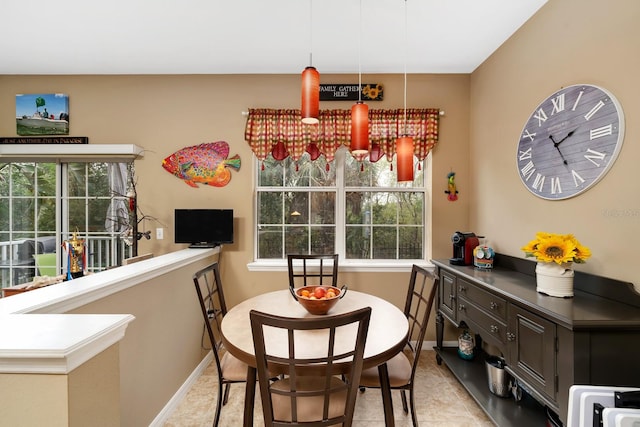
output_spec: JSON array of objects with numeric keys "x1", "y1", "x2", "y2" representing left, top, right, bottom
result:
[{"x1": 256, "y1": 151, "x2": 424, "y2": 260}]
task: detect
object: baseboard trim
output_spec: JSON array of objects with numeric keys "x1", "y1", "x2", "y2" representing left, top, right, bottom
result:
[{"x1": 149, "y1": 351, "x2": 214, "y2": 427}]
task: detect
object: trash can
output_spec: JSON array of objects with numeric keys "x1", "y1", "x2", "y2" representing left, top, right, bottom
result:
[{"x1": 485, "y1": 355, "x2": 511, "y2": 397}]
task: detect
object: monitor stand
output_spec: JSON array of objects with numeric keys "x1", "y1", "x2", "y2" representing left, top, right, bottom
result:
[{"x1": 189, "y1": 242, "x2": 218, "y2": 249}]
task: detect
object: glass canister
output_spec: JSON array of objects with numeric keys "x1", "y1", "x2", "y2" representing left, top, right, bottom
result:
[{"x1": 457, "y1": 330, "x2": 475, "y2": 360}]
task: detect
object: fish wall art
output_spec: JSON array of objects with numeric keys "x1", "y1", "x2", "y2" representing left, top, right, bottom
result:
[{"x1": 162, "y1": 141, "x2": 241, "y2": 188}]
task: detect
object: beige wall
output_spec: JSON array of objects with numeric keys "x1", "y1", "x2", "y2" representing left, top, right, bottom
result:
[
  {"x1": 469, "y1": 0, "x2": 640, "y2": 287},
  {"x1": 0, "y1": 344, "x2": 120, "y2": 426},
  {"x1": 0, "y1": 73, "x2": 470, "y2": 319},
  {"x1": 69, "y1": 254, "x2": 215, "y2": 426}
]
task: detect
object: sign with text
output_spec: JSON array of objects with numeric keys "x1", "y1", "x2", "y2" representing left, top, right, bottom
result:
[
  {"x1": 320, "y1": 84, "x2": 383, "y2": 101},
  {"x1": 0, "y1": 136, "x2": 88, "y2": 144}
]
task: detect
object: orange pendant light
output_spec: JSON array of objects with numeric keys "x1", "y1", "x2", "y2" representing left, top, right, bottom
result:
[
  {"x1": 396, "y1": 135, "x2": 414, "y2": 182},
  {"x1": 301, "y1": 0, "x2": 319, "y2": 125},
  {"x1": 351, "y1": 103, "x2": 369, "y2": 155},
  {"x1": 350, "y1": 0, "x2": 369, "y2": 155},
  {"x1": 301, "y1": 66, "x2": 320, "y2": 124},
  {"x1": 396, "y1": 0, "x2": 414, "y2": 183}
]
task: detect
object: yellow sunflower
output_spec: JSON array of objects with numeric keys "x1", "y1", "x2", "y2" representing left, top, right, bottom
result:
[
  {"x1": 535, "y1": 235, "x2": 576, "y2": 264},
  {"x1": 522, "y1": 232, "x2": 591, "y2": 264}
]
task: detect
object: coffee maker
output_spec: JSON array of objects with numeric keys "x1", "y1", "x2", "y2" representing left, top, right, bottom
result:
[{"x1": 450, "y1": 231, "x2": 480, "y2": 266}]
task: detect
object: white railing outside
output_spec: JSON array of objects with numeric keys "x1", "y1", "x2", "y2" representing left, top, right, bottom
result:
[{"x1": 0, "y1": 235, "x2": 133, "y2": 289}]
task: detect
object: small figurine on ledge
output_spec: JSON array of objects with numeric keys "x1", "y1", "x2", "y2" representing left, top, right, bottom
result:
[{"x1": 63, "y1": 230, "x2": 86, "y2": 280}]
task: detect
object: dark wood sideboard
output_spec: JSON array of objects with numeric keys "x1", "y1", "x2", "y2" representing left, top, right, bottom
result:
[{"x1": 432, "y1": 254, "x2": 640, "y2": 426}]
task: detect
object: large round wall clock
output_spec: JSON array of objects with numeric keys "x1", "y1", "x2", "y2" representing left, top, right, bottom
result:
[{"x1": 516, "y1": 84, "x2": 625, "y2": 200}]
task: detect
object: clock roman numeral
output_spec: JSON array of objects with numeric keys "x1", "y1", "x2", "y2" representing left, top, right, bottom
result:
[
  {"x1": 520, "y1": 161, "x2": 535, "y2": 181},
  {"x1": 551, "y1": 94, "x2": 565, "y2": 115},
  {"x1": 519, "y1": 147, "x2": 532, "y2": 161},
  {"x1": 584, "y1": 100, "x2": 605, "y2": 121},
  {"x1": 572, "y1": 170, "x2": 586, "y2": 187},
  {"x1": 572, "y1": 90, "x2": 584, "y2": 111},
  {"x1": 584, "y1": 148, "x2": 606, "y2": 167},
  {"x1": 590, "y1": 124, "x2": 612, "y2": 140},
  {"x1": 550, "y1": 177, "x2": 562, "y2": 194},
  {"x1": 534, "y1": 108, "x2": 548, "y2": 126},
  {"x1": 522, "y1": 129, "x2": 536, "y2": 142},
  {"x1": 532, "y1": 173, "x2": 545, "y2": 191}
]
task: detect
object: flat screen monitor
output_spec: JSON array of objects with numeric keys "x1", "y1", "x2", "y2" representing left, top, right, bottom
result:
[{"x1": 174, "y1": 209, "x2": 234, "y2": 248}]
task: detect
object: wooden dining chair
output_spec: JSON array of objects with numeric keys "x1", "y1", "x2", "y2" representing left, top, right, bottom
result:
[
  {"x1": 358, "y1": 264, "x2": 439, "y2": 427},
  {"x1": 250, "y1": 306, "x2": 372, "y2": 427},
  {"x1": 287, "y1": 254, "x2": 339, "y2": 291},
  {"x1": 193, "y1": 262, "x2": 249, "y2": 427}
]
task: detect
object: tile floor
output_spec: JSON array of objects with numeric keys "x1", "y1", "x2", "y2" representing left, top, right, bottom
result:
[{"x1": 164, "y1": 349, "x2": 493, "y2": 426}]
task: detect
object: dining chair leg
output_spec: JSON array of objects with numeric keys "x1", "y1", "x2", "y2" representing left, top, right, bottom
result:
[
  {"x1": 400, "y1": 389, "x2": 409, "y2": 413},
  {"x1": 243, "y1": 366, "x2": 257, "y2": 427},
  {"x1": 409, "y1": 387, "x2": 418, "y2": 427},
  {"x1": 213, "y1": 380, "x2": 223, "y2": 427},
  {"x1": 222, "y1": 383, "x2": 231, "y2": 405},
  {"x1": 378, "y1": 362, "x2": 395, "y2": 427}
]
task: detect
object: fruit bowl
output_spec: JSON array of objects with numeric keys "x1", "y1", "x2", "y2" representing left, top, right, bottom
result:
[{"x1": 290, "y1": 285, "x2": 347, "y2": 315}]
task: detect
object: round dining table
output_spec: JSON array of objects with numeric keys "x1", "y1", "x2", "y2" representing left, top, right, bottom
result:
[{"x1": 221, "y1": 288, "x2": 409, "y2": 427}]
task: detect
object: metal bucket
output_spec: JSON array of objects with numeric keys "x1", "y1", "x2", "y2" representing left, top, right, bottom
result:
[{"x1": 485, "y1": 355, "x2": 512, "y2": 397}]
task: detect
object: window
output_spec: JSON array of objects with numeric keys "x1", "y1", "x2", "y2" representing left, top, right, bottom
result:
[
  {"x1": 0, "y1": 161, "x2": 133, "y2": 288},
  {"x1": 256, "y1": 146, "x2": 426, "y2": 262}
]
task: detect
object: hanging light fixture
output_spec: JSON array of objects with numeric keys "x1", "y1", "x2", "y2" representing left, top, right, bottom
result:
[
  {"x1": 350, "y1": 0, "x2": 369, "y2": 155},
  {"x1": 301, "y1": 0, "x2": 320, "y2": 125},
  {"x1": 396, "y1": 0, "x2": 414, "y2": 183}
]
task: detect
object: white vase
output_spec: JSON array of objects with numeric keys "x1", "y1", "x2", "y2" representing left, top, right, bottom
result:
[{"x1": 535, "y1": 261, "x2": 574, "y2": 298}]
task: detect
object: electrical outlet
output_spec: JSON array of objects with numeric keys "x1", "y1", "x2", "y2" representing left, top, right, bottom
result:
[{"x1": 156, "y1": 228, "x2": 164, "y2": 240}]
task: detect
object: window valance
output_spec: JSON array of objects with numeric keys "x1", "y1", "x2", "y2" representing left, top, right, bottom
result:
[{"x1": 244, "y1": 108, "x2": 439, "y2": 164}]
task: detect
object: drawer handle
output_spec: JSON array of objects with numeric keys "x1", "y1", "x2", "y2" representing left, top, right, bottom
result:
[
  {"x1": 507, "y1": 332, "x2": 516, "y2": 341},
  {"x1": 458, "y1": 304, "x2": 466, "y2": 312},
  {"x1": 490, "y1": 325, "x2": 499, "y2": 333},
  {"x1": 458, "y1": 285, "x2": 466, "y2": 292},
  {"x1": 490, "y1": 301, "x2": 498, "y2": 310}
]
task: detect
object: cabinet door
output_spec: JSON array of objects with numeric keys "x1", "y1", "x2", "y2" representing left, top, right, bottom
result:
[
  {"x1": 507, "y1": 304, "x2": 556, "y2": 401},
  {"x1": 438, "y1": 270, "x2": 457, "y2": 324}
]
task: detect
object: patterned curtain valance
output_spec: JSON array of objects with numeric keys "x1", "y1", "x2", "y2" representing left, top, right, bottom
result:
[{"x1": 244, "y1": 108, "x2": 439, "y2": 164}]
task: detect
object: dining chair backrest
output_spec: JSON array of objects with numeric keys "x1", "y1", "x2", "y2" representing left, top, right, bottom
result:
[
  {"x1": 403, "y1": 264, "x2": 439, "y2": 388},
  {"x1": 194, "y1": 262, "x2": 228, "y2": 353},
  {"x1": 250, "y1": 306, "x2": 371, "y2": 427},
  {"x1": 193, "y1": 262, "x2": 247, "y2": 427},
  {"x1": 287, "y1": 254, "x2": 339, "y2": 291}
]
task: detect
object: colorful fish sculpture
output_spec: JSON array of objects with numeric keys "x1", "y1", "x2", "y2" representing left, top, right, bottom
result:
[
  {"x1": 162, "y1": 141, "x2": 241, "y2": 188},
  {"x1": 445, "y1": 171, "x2": 459, "y2": 201}
]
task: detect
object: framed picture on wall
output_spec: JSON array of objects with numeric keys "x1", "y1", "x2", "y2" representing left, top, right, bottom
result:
[{"x1": 16, "y1": 93, "x2": 69, "y2": 136}]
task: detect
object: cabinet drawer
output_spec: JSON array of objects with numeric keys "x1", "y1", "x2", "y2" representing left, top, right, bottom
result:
[
  {"x1": 458, "y1": 296, "x2": 507, "y2": 346},
  {"x1": 457, "y1": 279, "x2": 507, "y2": 321}
]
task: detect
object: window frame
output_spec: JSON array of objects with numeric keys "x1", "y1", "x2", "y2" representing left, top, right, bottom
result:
[
  {"x1": 249, "y1": 146, "x2": 432, "y2": 273},
  {"x1": 0, "y1": 145, "x2": 142, "y2": 288}
]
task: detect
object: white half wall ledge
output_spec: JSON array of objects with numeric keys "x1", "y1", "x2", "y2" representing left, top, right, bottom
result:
[
  {"x1": 0, "y1": 313, "x2": 135, "y2": 374},
  {"x1": 0, "y1": 143, "x2": 145, "y2": 162}
]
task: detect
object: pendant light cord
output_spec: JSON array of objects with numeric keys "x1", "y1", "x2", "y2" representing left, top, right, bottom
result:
[
  {"x1": 358, "y1": 0, "x2": 362, "y2": 103},
  {"x1": 403, "y1": 0, "x2": 408, "y2": 135},
  {"x1": 309, "y1": 0, "x2": 313, "y2": 67}
]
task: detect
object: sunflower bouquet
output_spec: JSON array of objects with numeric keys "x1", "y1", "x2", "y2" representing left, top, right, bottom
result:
[{"x1": 522, "y1": 232, "x2": 591, "y2": 265}]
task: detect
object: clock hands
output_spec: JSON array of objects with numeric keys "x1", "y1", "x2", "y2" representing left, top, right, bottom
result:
[
  {"x1": 548, "y1": 135, "x2": 569, "y2": 165},
  {"x1": 554, "y1": 129, "x2": 577, "y2": 146}
]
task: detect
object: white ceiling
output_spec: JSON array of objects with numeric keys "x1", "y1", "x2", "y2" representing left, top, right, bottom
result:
[{"x1": 0, "y1": 0, "x2": 547, "y2": 75}]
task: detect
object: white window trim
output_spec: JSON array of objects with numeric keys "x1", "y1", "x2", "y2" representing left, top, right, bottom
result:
[
  {"x1": 250, "y1": 147, "x2": 434, "y2": 272},
  {"x1": 246, "y1": 258, "x2": 435, "y2": 273}
]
